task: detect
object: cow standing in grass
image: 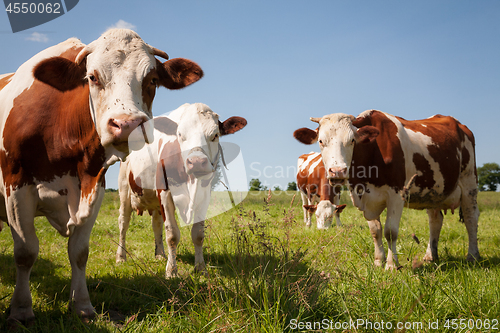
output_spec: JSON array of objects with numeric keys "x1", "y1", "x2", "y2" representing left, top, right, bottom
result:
[
  {"x1": 0, "y1": 29, "x2": 203, "y2": 325},
  {"x1": 294, "y1": 110, "x2": 479, "y2": 269},
  {"x1": 117, "y1": 103, "x2": 247, "y2": 277},
  {"x1": 297, "y1": 152, "x2": 346, "y2": 229}
]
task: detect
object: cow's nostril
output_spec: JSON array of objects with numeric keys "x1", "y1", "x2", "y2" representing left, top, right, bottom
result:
[{"x1": 108, "y1": 119, "x2": 120, "y2": 129}]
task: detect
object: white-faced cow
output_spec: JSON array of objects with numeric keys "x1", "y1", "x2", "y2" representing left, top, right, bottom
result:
[
  {"x1": 0, "y1": 29, "x2": 203, "y2": 324},
  {"x1": 297, "y1": 152, "x2": 346, "y2": 229},
  {"x1": 117, "y1": 103, "x2": 246, "y2": 277},
  {"x1": 294, "y1": 110, "x2": 479, "y2": 269}
]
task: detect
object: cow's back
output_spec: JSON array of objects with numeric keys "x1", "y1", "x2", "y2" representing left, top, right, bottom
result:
[{"x1": 351, "y1": 110, "x2": 476, "y2": 210}]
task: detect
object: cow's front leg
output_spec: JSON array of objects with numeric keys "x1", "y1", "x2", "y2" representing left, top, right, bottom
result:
[
  {"x1": 151, "y1": 210, "x2": 166, "y2": 259},
  {"x1": 191, "y1": 220, "x2": 206, "y2": 273},
  {"x1": 423, "y1": 209, "x2": 443, "y2": 262},
  {"x1": 384, "y1": 198, "x2": 404, "y2": 270},
  {"x1": 7, "y1": 190, "x2": 38, "y2": 325},
  {"x1": 68, "y1": 218, "x2": 96, "y2": 319},
  {"x1": 160, "y1": 190, "x2": 180, "y2": 278},
  {"x1": 367, "y1": 217, "x2": 385, "y2": 267}
]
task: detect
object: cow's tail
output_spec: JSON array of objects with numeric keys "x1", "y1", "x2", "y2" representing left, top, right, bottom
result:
[{"x1": 459, "y1": 206, "x2": 464, "y2": 223}]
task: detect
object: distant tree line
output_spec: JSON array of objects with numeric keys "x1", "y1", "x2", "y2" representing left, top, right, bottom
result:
[
  {"x1": 478, "y1": 162, "x2": 500, "y2": 192},
  {"x1": 248, "y1": 179, "x2": 298, "y2": 191}
]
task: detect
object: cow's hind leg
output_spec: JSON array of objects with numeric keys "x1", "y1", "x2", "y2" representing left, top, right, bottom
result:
[
  {"x1": 461, "y1": 187, "x2": 480, "y2": 261},
  {"x1": 384, "y1": 198, "x2": 404, "y2": 270},
  {"x1": 152, "y1": 210, "x2": 166, "y2": 259},
  {"x1": 423, "y1": 209, "x2": 443, "y2": 262}
]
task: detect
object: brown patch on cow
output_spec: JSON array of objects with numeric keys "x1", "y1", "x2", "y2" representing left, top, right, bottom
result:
[
  {"x1": 156, "y1": 140, "x2": 188, "y2": 189},
  {"x1": 350, "y1": 110, "x2": 406, "y2": 191},
  {"x1": 398, "y1": 115, "x2": 464, "y2": 197},
  {"x1": 297, "y1": 153, "x2": 340, "y2": 204},
  {"x1": 142, "y1": 69, "x2": 158, "y2": 112},
  {"x1": 0, "y1": 46, "x2": 107, "y2": 201},
  {"x1": 129, "y1": 171, "x2": 143, "y2": 196},
  {"x1": 0, "y1": 73, "x2": 14, "y2": 91},
  {"x1": 58, "y1": 189, "x2": 68, "y2": 196},
  {"x1": 412, "y1": 153, "x2": 435, "y2": 190}
]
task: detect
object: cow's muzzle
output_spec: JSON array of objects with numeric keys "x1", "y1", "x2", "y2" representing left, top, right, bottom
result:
[{"x1": 328, "y1": 167, "x2": 348, "y2": 186}]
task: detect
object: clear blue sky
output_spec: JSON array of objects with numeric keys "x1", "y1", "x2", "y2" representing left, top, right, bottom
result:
[{"x1": 1, "y1": 0, "x2": 499, "y2": 190}]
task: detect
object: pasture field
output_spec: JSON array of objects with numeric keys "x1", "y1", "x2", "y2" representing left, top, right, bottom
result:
[{"x1": 0, "y1": 190, "x2": 499, "y2": 332}]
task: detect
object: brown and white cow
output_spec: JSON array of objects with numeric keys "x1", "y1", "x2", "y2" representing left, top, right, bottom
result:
[
  {"x1": 294, "y1": 110, "x2": 479, "y2": 269},
  {"x1": 117, "y1": 103, "x2": 246, "y2": 277},
  {"x1": 297, "y1": 152, "x2": 346, "y2": 229},
  {"x1": 0, "y1": 29, "x2": 202, "y2": 324}
]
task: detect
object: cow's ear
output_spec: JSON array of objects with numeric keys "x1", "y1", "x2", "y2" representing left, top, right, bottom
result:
[
  {"x1": 355, "y1": 126, "x2": 379, "y2": 144},
  {"x1": 334, "y1": 204, "x2": 347, "y2": 214},
  {"x1": 294, "y1": 127, "x2": 318, "y2": 145},
  {"x1": 33, "y1": 56, "x2": 87, "y2": 92},
  {"x1": 157, "y1": 58, "x2": 203, "y2": 90},
  {"x1": 219, "y1": 117, "x2": 247, "y2": 136},
  {"x1": 303, "y1": 204, "x2": 317, "y2": 213}
]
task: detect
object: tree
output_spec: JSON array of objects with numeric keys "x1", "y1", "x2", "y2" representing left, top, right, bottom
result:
[
  {"x1": 478, "y1": 162, "x2": 500, "y2": 191},
  {"x1": 287, "y1": 181, "x2": 298, "y2": 191},
  {"x1": 273, "y1": 185, "x2": 282, "y2": 191},
  {"x1": 249, "y1": 178, "x2": 264, "y2": 191}
]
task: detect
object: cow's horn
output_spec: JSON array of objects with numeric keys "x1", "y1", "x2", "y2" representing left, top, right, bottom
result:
[
  {"x1": 150, "y1": 47, "x2": 169, "y2": 60},
  {"x1": 310, "y1": 117, "x2": 321, "y2": 123},
  {"x1": 75, "y1": 43, "x2": 95, "y2": 65}
]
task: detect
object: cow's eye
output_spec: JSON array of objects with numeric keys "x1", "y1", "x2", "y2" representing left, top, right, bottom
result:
[
  {"x1": 151, "y1": 78, "x2": 158, "y2": 86},
  {"x1": 211, "y1": 134, "x2": 219, "y2": 142},
  {"x1": 88, "y1": 75, "x2": 98, "y2": 84},
  {"x1": 319, "y1": 139, "x2": 323, "y2": 146}
]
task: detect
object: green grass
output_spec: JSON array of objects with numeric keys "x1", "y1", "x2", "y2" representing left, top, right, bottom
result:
[{"x1": 1, "y1": 190, "x2": 499, "y2": 332}]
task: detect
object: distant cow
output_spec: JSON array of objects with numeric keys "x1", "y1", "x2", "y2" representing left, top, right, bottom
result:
[
  {"x1": 117, "y1": 103, "x2": 247, "y2": 277},
  {"x1": 0, "y1": 29, "x2": 202, "y2": 324},
  {"x1": 294, "y1": 110, "x2": 479, "y2": 269},
  {"x1": 297, "y1": 152, "x2": 346, "y2": 229}
]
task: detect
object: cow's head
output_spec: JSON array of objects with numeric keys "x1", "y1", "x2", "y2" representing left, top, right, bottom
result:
[
  {"x1": 294, "y1": 113, "x2": 379, "y2": 186},
  {"x1": 304, "y1": 202, "x2": 346, "y2": 229},
  {"x1": 176, "y1": 103, "x2": 247, "y2": 180},
  {"x1": 33, "y1": 29, "x2": 203, "y2": 163}
]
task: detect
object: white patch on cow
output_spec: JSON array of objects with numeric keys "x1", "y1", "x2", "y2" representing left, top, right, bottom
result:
[
  {"x1": 297, "y1": 152, "x2": 318, "y2": 173},
  {"x1": 308, "y1": 154, "x2": 322, "y2": 176},
  {"x1": 383, "y1": 113, "x2": 444, "y2": 195}
]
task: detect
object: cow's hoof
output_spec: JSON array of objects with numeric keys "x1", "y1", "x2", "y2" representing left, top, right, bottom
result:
[
  {"x1": 373, "y1": 259, "x2": 384, "y2": 267},
  {"x1": 423, "y1": 254, "x2": 436, "y2": 262},
  {"x1": 7, "y1": 315, "x2": 35, "y2": 330},
  {"x1": 194, "y1": 263, "x2": 208, "y2": 277},
  {"x1": 155, "y1": 254, "x2": 166, "y2": 261},
  {"x1": 467, "y1": 253, "x2": 481, "y2": 262},
  {"x1": 116, "y1": 254, "x2": 127, "y2": 263},
  {"x1": 385, "y1": 263, "x2": 398, "y2": 271},
  {"x1": 165, "y1": 263, "x2": 178, "y2": 278}
]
